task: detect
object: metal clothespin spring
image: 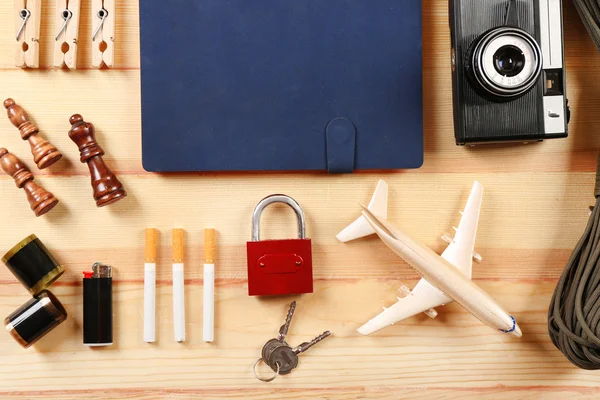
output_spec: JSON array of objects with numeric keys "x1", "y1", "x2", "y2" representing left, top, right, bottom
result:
[
  {"x1": 16, "y1": 9, "x2": 31, "y2": 41},
  {"x1": 92, "y1": 8, "x2": 109, "y2": 41},
  {"x1": 55, "y1": 9, "x2": 73, "y2": 41}
]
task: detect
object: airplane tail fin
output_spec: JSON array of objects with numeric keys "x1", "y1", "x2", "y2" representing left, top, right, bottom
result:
[{"x1": 336, "y1": 180, "x2": 388, "y2": 243}]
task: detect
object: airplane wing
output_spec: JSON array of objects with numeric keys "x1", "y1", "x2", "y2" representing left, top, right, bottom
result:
[
  {"x1": 439, "y1": 181, "x2": 484, "y2": 279},
  {"x1": 357, "y1": 181, "x2": 484, "y2": 335},
  {"x1": 358, "y1": 278, "x2": 451, "y2": 335},
  {"x1": 336, "y1": 180, "x2": 388, "y2": 243}
]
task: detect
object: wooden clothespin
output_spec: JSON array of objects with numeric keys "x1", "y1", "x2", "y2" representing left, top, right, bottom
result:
[
  {"x1": 14, "y1": 0, "x2": 41, "y2": 69},
  {"x1": 92, "y1": 0, "x2": 115, "y2": 68},
  {"x1": 54, "y1": 0, "x2": 81, "y2": 70}
]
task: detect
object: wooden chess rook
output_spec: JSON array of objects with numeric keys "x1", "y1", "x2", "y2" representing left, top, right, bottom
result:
[
  {"x1": 4, "y1": 99, "x2": 62, "y2": 169},
  {"x1": 68, "y1": 114, "x2": 126, "y2": 207},
  {"x1": 0, "y1": 148, "x2": 58, "y2": 217}
]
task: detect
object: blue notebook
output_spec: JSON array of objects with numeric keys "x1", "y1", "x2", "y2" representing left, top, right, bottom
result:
[{"x1": 140, "y1": 1, "x2": 423, "y2": 173}]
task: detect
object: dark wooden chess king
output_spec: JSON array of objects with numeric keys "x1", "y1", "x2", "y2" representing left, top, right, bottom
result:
[
  {"x1": 0, "y1": 148, "x2": 58, "y2": 217},
  {"x1": 4, "y1": 99, "x2": 62, "y2": 169},
  {"x1": 68, "y1": 114, "x2": 127, "y2": 207}
]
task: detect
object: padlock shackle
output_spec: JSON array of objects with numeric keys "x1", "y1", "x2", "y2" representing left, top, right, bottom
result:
[{"x1": 252, "y1": 195, "x2": 306, "y2": 241}]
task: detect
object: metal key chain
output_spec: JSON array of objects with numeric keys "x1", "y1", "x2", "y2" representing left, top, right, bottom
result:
[
  {"x1": 252, "y1": 301, "x2": 331, "y2": 382},
  {"x1": 253, "y1": 358, "x2": 280, "y2": 383}
]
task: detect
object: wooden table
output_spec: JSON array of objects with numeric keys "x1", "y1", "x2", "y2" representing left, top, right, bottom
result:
[{"x1": 0, "y1": 1, "x2": 599, "y2": 399}]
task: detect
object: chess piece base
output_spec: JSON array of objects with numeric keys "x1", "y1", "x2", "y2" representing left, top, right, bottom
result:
[
  {"x1": 34, "y1": 197, "x2": 59, "y2": 217},
  {"x1": 36, "y1": 151, "x2": 62, "y2": 170},
  {"x1": 96, "y1": 189, "x2": 127, "y2": 208}
]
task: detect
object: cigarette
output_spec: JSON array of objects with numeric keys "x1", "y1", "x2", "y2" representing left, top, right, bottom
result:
[
  {"x1": 144, "y1": 228, "x2": 157, "y2": 343},
  {"x1": 172, "y1": 228, "x2": 185, "y2": 343},
  {"x1": 203, "y1": 229, "x2": 215, "y2": 342}
]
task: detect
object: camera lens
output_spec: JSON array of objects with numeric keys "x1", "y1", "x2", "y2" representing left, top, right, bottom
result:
[
  {"x1": 467, "y1": 27, "x2": 542, "y2": 101},
  {"x1": 493, "y1": 45, "x2": 525, "y2": 77}
]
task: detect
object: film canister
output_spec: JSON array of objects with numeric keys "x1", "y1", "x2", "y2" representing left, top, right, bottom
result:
[
  {"x1": 2, "y1": 234, "x2": 64, "y2": 296},
  {"x1": 83, "y1": 262, "x2": 113, "y2": 346},
  {"x1": 4, "y1": 290, "x2": 67, "y2": 348}
]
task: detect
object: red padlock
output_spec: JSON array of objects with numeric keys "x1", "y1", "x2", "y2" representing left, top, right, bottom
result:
[{"x1": 247, "y1": 195, "x2": 313, "y2": 296}]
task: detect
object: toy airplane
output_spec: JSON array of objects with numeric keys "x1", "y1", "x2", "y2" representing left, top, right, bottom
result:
[{"x1": 337, "y1": 180, "x2": 521, "y2": 338}]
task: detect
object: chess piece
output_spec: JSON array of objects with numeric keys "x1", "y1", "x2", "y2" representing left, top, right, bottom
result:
[
  {"x1": 0, "y1": 148, "x2": 58, "y2": 217},
  {"x1": 4, "y1": 99, "x2": 63, "y2": 169},
  {"x1": 68, "y1": 114, "x2": 126, "y2": 207}
]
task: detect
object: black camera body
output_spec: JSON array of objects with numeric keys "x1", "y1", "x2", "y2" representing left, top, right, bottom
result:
[{"x1": 450, "y1": 0, "x2": 569, "y2": 145}]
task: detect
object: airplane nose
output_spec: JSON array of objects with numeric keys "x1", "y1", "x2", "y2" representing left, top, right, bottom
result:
[{"x1": 508, "y1": 322, "x2": 522, "y2": 338}]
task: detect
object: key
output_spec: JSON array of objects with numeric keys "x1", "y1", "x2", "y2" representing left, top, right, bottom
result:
[
  {"x1": 260, "y1": 302, "x2": 296, "y2": 364},
  {"x1": 268, "y1": 345, "x2": 298, "y2": 375},
  {"x1": 16, "y1": 9, "x2": 31, "y2": 41},
  {"x1": 55, "y1": 9, "x2": 73, "y2": 41},
  {"x1": 93, "y1": 8, "x2": 109, "y2": 41},
  {"x1": 292, "y1": 330, "x2": 332, "y2": 355},
  {"x1": 267, "y1": 331, "x2": 331, "y2": 375},
  {"x1": 277, "y1": 301, "x2": 296, "y2": 342},
  {"x1": 261, "y1": 338, "x2": 287, "y2": 369}
]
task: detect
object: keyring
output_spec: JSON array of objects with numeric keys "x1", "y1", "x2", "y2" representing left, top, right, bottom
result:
[{"x1": 253, "y1": 358, "x2": 280, "y2": 382}]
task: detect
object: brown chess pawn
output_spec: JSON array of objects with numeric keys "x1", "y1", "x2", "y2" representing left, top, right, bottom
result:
[
  {"x1": 68, "y1": 114, "x2": 127, "y2": 207},
  {"x1": 0, "y1": 148, "x2": 59, "y2": 217},
  {"x1": 4, "y1": 98, "x2": 62, "y2": 169}
]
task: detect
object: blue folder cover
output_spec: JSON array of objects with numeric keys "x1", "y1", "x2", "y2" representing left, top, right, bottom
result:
[{"x1": 140, "y1": 1, "x2": 423, "y2": 172}]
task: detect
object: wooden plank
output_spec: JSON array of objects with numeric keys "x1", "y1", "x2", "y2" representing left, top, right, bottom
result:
[
  {"x1": 0, "y1": 173, "x2": 594, "y2": 268},
  {"x1": 0, "y1": 67, "x2": 600, "y2": 176},
  {"x1": 0, "y1": 65, "x2": 598, "y2": 174},
  {"x1": 0, "y1": 280, "x2": 596, "y2": 393},
  {"x1": 0, "y1": 0, "x2": 598, "y2": 71},
  {"x1": 2, "y1": 388, "x2": 600, "y2": 400},
  {"x1": 0, "y1": 173, "x2": 593, "y2": 285}
]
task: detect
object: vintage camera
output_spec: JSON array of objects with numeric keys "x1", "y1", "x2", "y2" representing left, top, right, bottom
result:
[{"x1": 450, "y1": 0, "x2": 569, "y2": 144}]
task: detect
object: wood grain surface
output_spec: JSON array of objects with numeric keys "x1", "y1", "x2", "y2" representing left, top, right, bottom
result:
[{"x1": 0, "y1": 1, "x2": 599, "y2": 399}]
